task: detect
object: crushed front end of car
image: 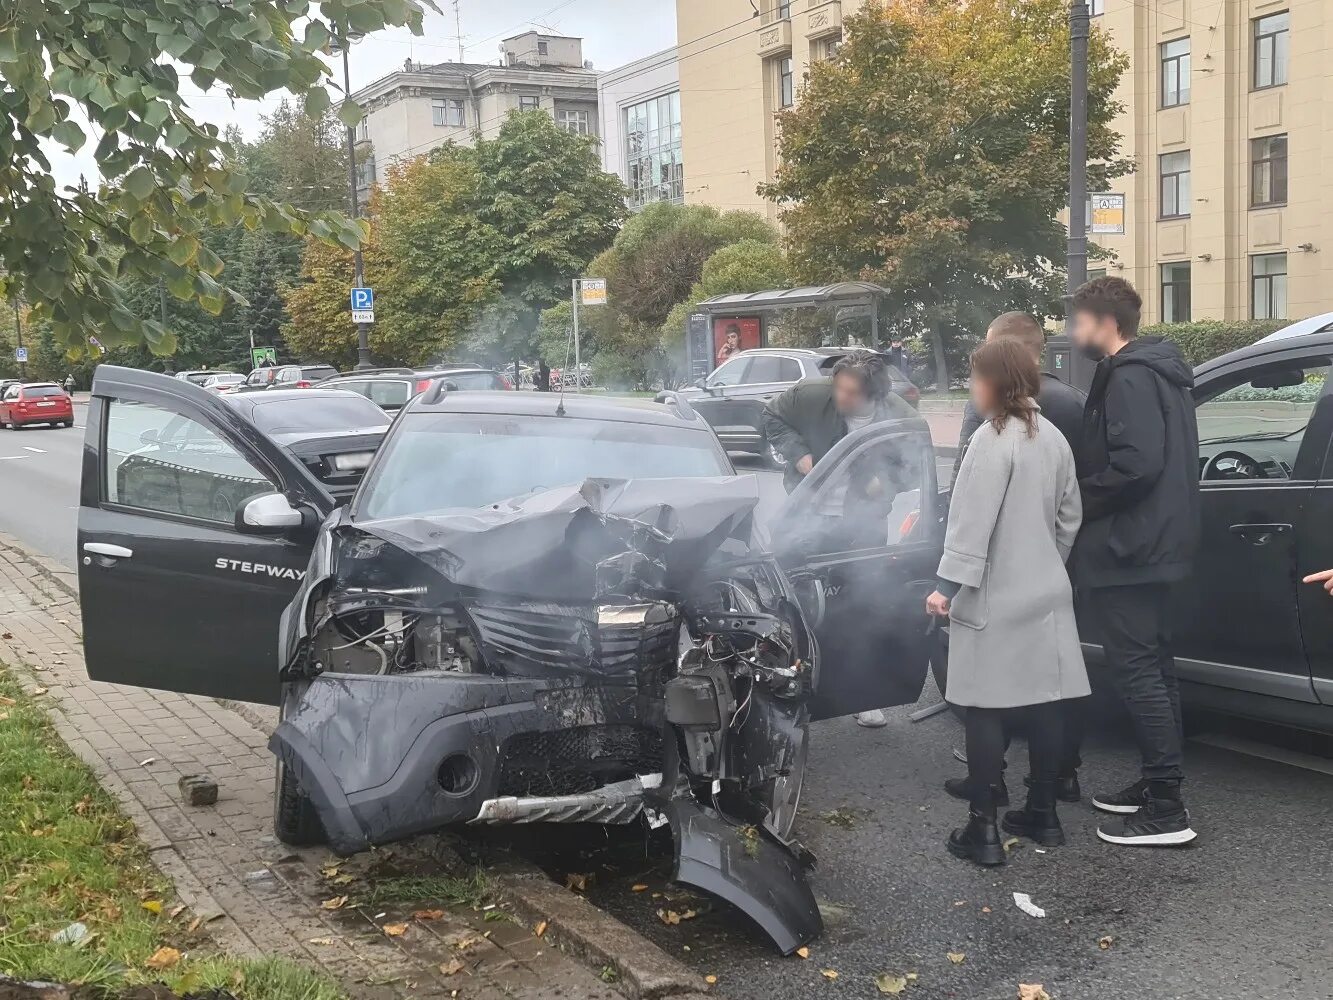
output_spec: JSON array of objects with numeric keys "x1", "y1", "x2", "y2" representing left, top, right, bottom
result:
[{"x1": 269, "y1": 477, "x2": 823, "y2": 952}]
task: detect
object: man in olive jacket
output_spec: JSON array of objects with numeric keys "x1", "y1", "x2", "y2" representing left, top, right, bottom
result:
[{"x1": 762, "y1": 351, "x2": 918, "y2": 494}]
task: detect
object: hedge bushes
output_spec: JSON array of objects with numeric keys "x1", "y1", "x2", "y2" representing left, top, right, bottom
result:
[{"x1": 1141, "y1": 319, "x2": 1288, "y2": 365}]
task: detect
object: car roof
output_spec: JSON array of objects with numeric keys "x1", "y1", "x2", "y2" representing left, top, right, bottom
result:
[
  {"x1": 1254, "y1": 312, "x2": 1333, "y2": 345},
  {"x1": 1195, "y1": 327, "x2": 1333, "y2": 379},
  {"x1": 410, "y1": 389, "x2": 709, "y2": 428},
  {"x1": 19, "y1": 382, "x2": 60, "y2": 390},
  {"x1": 222, "y1": 387, "x2": 370, "y2": 409}
]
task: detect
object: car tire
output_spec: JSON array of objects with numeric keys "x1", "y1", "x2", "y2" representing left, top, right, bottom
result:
[
  {"x1": 10, "y1": 420, "x2": 21, "y2": 431},
  {"x1": 273, "y1": 759, "x2": 325, "y2": 847},
  {"x1": 763, "y1": 727, "x2": 808, "y2": 840}
]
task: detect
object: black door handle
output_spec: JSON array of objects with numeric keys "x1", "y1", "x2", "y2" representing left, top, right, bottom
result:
[{"x1": 1229, "y1": 523, "x2": 1291, "y2": 545}]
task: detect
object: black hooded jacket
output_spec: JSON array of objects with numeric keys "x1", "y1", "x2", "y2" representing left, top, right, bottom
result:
[{"x1": 1073, "y1": 336, "x2": 1200, "y2": 587}]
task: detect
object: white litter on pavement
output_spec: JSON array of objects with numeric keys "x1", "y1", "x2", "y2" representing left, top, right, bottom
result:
[
  {"x1": 51, "y1": 922, "x2": 89, "y2": 944},
  {"x1": 1013, "y1": 892, "x2": 1046, "y2": 918}
]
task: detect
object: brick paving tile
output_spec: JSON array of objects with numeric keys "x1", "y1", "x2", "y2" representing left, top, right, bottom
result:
[{"x1": 0, "y1": 532, "x2": 629, "y2": 1000}]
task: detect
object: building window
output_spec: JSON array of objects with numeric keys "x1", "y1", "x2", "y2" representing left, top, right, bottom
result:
[
  {"x1": 1089, "y1": 0, "x2": 1104, "y2": 15},
  {"x1": 538, "y1": 39, "x2": 549, "y2": 55},
  {"x1": 819, "y1": 33, "x2": 843, "y2": 61},
  {"x1": 556, "y1": 108, "x2": 589, "y2": 135},
  {"x1": 1087, "y1": 268, "x2": 1108, "y2": 282},
  {"x1": 431, "y1": 98, "x2": 465, "y2": 127},
  {"x1": 624, "y1": 90, "x2": 683, "y2": 208},
  {"x1": 1253, "y1": 12, "x2": 1289, "y2": 89},
  {"x1": 1160, "y1": 38, "x2": 1190, "y2": 107},
  {"x1": 777, "y1": 56, "x2": 794, "y2": 108},
  {"x1": 1160, "y1": 262, "x2": 1191, "y2": 323},
  {"x1": 1159, "y1": 151, "x2": 1191, "y2": 218},
  {"x1": 776, "y1": 1, "x2": 791, "y2": 18},
  {"x1": 355, "y1": 154, "x2": 376, "y2": 190},
  {"x1": 1251, "y1": 253, "x2": 1288, "y2": 319},
  {"x1": 519, "y1": 95, "x2": 541, "y2": 112},
  {"x1": 1250, "y1": 134, "x2": 1288, "y2": 207},
  {"x1": 355, "y1": 119, "x2": 370, "y2": 142}
]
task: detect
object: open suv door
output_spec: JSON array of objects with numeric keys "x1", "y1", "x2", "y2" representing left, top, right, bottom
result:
[
  {"x1": 771, "y1": 419, "x2": 942, "y2": 719},
  {"x1": 78, "y1": 367, "x2": 334, "y2": 705}
]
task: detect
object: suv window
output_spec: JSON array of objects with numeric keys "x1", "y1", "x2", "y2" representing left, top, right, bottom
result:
[
  {"x1": 1195, "y1": 356, "x2": 1330, "y2": 481},
  {"x1": 4, "y1": 385, "x2": 21, "y2": 401},
  {"x1": 105, "y1": 400, "x2": 273, "y2": 523},
  {"x1": 276, "y1": 367, "x2": 301, "y2": 383},
  {"x1": 368, "y1": 380, "x2": 412, "y2": 407},
  {"x1": 246, "y1": 369, "x2": 274, "y2": 387},
  {"x1": 743, "y1": 356, "x2": 800, "y2": 385},
  {"x1": 328, "y1": 380, "x2": 370, "y2": 400},
  {"x1": 708, "y1": 357, "x2": 749, "y2": 387},
  {"x1": 302, "y1": 366, "x2": 338, "y2": 382}
]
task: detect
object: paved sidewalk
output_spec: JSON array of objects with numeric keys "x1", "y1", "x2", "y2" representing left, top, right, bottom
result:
[{"x1": 0, "y1": 532, "x2": 626, "y2": 1000}]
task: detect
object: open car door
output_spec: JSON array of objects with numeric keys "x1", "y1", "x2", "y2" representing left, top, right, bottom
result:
[
  {"x1": 78, "y1": 367, "x2": 335, "y2": 706},
  {"x1": 771, "y1": 420, "x2": 942, "y2": 720}
]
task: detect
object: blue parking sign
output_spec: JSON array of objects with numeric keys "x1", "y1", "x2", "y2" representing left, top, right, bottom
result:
[{"x1": 350, "y1": 287, "x2": 374, "y2": 310}]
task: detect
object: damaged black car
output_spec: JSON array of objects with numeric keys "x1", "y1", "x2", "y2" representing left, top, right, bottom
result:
[{"x1": 78, "y1": 367, "x2": 944, "y2": 955}]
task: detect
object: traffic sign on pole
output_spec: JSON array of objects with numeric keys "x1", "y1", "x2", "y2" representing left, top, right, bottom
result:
[
  {"x1": 14, "y1": 347, "x2": 27, "y2": 364},
  {"x1": 578, "y1": 278, "x2": 607, "y2": 306},
  {"x1": 350, "y1": 287, "x2": 374, "y2": 310}
]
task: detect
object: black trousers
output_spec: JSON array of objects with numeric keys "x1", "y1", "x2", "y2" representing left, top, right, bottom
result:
[
  {"x1": 965, "y1": 702, "x2": 1065, "y2": 811},
  {"x1": 998, "y1": 697, "x2": 1086, "y2": 776},
  {"x1": 1087, "y1": 582, "x2": 1185, "y2": 782}
]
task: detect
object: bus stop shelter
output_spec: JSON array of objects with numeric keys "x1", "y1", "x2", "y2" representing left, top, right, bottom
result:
[{"x1": 686, "y1": 282, "x2": 894, "y2": 383}]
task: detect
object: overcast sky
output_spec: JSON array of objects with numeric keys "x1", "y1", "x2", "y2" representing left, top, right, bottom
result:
[{"x1": 51, "y1": 0, "x2": 678, "y2": 190}]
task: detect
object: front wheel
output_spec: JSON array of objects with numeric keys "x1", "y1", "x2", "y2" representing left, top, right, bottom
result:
[{"x1": 273, "y1": 759, "x2": 325, "y2": 846}]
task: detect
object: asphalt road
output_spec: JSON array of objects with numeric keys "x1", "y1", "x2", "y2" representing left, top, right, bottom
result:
[{"x1": 6, "y1": 401, "x2": 1331, "y2": 999}]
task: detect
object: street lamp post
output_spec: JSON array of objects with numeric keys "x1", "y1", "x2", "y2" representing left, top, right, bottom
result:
[
  {"x1": 338, "y1": 36, "x2": 373, "y2": 371},
  {"x1": 1048, "y1": 0, "x2": 1095, "y2": 391}
]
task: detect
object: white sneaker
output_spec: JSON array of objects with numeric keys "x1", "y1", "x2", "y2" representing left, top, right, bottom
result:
[{"x1": 855, "y1": 709, "x2": 888, "y2": 728}]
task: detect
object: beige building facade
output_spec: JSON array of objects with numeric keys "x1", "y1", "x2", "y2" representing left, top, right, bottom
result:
[{"x1": 676, "y1": 0, "x2": 1333, "y2": 325}]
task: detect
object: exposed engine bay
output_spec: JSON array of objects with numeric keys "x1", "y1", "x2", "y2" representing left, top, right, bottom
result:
[{"x1": 269, "y1": 478, "x2": 823, "y2": 953}]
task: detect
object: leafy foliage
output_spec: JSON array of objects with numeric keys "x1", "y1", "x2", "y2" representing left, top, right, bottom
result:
[
  {"x1": 283, "y1": 111, "x2": 626, "y2": 367},
  {"x1": 1141, "y1": 319, "x2": 1287, "y2": 365},
  {"x1": 0, "y1": 0, "x2": 429, "y2": 359},
  {"x1": 761, "y1": 0, "x2": 1128, "y2": 388}
]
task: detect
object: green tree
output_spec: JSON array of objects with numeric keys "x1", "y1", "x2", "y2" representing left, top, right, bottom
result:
[
  {"x1": 760, "y1": 0, "x2": 1129, "y2": 389},
  {"x1": 0, "y1": 0, "x2": 427, "y2": 359}
]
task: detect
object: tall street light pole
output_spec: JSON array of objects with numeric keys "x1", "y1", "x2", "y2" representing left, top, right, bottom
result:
[
  {"x1": 339, "y1": 35, "x2": 373, "y2": 371},
  {"x1": 1049, "y1": 0, "x2": 1094, "y2": 391}
]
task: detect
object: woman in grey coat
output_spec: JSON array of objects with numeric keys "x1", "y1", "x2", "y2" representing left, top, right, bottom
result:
[{"x1": 926, "y1": 339, "x2": 1088, "y2": 866}]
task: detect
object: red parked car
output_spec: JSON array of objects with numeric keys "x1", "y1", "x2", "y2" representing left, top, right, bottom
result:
[{"x1": 0, "y1": 382, "x2": 75, "y2": 429}]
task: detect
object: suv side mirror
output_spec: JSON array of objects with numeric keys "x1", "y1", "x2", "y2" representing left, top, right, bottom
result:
[
  {"x1": 139, "y1": 428, "x2": 160, "y2": 446},
  {"x1": 236, "y1": 492, "x2": 303, "y2": 534},
  {"x1": 692, "y1": 376, "x2": 707, "y2": 389}
]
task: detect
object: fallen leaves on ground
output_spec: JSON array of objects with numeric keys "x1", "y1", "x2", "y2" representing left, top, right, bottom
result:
[
  {"x1": 31, "y1": 687, "x2": 47, "y2": 696},
  {"x1": 413, "y1": 909, "x2": 445, "y2": 921},
  {"x1": 947, "y1": 952, "x2": 966, "y2": 965},
  {"x1": 658, "y1": 908, "x2": 698, "y2": 925},
  {"x1": 455, "y1": 935, "x2": 484, "y2": 953},
  {"x1": 534, "y1": 921, "x2": 548, "y2": 937},
  {"x1": 1018, "y1": 986, "x2": 1051, "y2": 1000},
  {"x1": 168, "y1": 904, "x2": 187, "y2": 919},
  {"x1": 564, "y1": 872, "x2": 592, "y2": 891},
  {"x1": 144, "y1": 946, "x2": 181, "y2": 970},
  {"x1": 382, "y1": 923, "x2": 409, "y2": 937},
  {"x1": 140, "y1": 900, "x2": 163, "y2": 915},
  {"x1": 875, "y1": 974, "x2": 908, "y2": 994},
  {"x1": 795, "y1": 946, "x2": 810, "y2": 959},
  {"x1": 308, "y1": 937, "x2": 334, "y2": 946},
  {"x1": 820, "y1": 969, "x2": 839, "y2": 980},
  {"x1": 981, "y1": 906, "x2": 992, "y2": 914},
  {"x1": 0, "y1": 695, "x2": 14, "y2": 706},
  {"x1": 704, "y1": 975, "x2": 718, "y2": 985},
  {"x1": 1002, "y1": 837, "x2": 1022, "y2": 852},
  {"x1": 320, "y1": 895, "x2": 349, "y2": 910},
  {"x1": 440, "y1": 959, "x2": 466, "y2": 976},
  {"x1": 631, "y1": 883, "x2": 649, "y2": 892},
  {"x1": 1098, "y1": 935, "x2": 1114, "y2": 950},
  {"x1": 320, "y1": 864, "x2": 341, "y2": 878}
]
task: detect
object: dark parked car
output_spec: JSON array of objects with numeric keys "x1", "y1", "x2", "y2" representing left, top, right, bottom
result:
[
  {"x1": 320, "y1": 367, "x2": 508, "y2": 412},
  {"x1": 674, "y1": 347, "x2": 919, "y2": 466},
  {"x1": 219, "y1": 388, "x2": 390, "y2": 500},
  {"x1": 233, "y1": 364, "x2": 340, "y2": 393},
  {"x1": 76, "y1": 369, "x2": 945, "y2": 956}
]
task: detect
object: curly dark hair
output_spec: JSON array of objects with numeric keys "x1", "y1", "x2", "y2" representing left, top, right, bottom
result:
[
  {"x1": 830, "y1": 350, "x2": 890, "y2": 402},
  {"x1": 970, "y1": 339, "x2": 1040, "y2": 437},
  {"x1": 1072, "y1": 276, "x2": 1142, "y2": 339}
]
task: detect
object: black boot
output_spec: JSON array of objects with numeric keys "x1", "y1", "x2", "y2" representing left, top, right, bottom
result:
[
  {"x1": 1023, "y1": 772, "x2": 1080, "y2": 804},
  {"x1": 944, "y1": 774, "x2": 1009, "y2": 806},
  {"x1": 1003, "y1": 779, "x2": 1065, "y2": 846},
  {"x1": 946, "y1": 790, "x2": 1005, "y2": 867}
]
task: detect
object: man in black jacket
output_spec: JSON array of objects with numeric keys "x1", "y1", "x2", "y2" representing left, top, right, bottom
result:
[{"x1": 1070, "y1": 277, "x2": 1200, "y2": 847}]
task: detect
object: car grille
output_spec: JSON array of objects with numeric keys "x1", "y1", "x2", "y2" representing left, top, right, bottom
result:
[
  {"x1": 468, "y1": 603, "x2": 677, "y2": 680},
  {"x1": 497, "y1": 724, "x2": 664, "y2": 797}
]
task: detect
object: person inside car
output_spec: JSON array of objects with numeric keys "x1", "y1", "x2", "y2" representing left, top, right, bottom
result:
[
  {"x1": 1070, "y1": 276, "x2": 1200, "y2": 848},
  {"x1": 762, "y1": 350, "x2": 918, "y2": 728},
  {"x1": 927, "y1": 338, "x2": 1085, "y2": 867}
]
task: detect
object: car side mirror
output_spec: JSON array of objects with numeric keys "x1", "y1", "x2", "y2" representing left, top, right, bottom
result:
[
  {"x1": 236, "y1": 492, "x2": 304, "y2": 535},
  {"x1": 692, "y1": 376, "x2": 707, "y2": 389},
  {"x1": 139, "y1": 429, "x2": 160, "y2": 446},
  {"x1": 443, "y1": 381, "x2": 459, "y2": 391}
]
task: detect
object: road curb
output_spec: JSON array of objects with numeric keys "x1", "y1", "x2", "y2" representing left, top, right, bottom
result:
[{"x1": 427, "y1": 837, "x2": 712, "y2": 1000}]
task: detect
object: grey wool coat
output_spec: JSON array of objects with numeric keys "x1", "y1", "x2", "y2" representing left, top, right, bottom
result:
[{"x1": 939, "y1": 411, "x2": 1090, "y2": 709}]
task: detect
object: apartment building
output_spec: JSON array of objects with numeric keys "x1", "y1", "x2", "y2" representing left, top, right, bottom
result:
[
  {"x1": 597, "y1": 47, "x2": 683, "y2": 209},
  {"x1": 349, "y1": 32, "x2": 599, "y2": 198},
  {"x1": 676, "y1": 0, "x2": 1333, "y2": 324}
]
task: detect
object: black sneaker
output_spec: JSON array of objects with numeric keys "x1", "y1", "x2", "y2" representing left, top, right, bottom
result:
[
  {"x1": 1091, "y1": 778, "x2": 1149, "y2": 815},
  {"x1": 1097, "y1": 795, "x2": 1197, "y2": 847}
]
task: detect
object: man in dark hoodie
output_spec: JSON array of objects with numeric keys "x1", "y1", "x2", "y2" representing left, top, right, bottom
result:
[{"x1": 1069, "y1": 277, "x2": 1200, "y2": 847}]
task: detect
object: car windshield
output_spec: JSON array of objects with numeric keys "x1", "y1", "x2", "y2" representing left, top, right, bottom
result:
[
  {"x1": 358, "y1": 412, "x2": 731, "y2": 519},
  {"x1": 434, "y1": 371, "x2": 500, "y2": 390},
  {"x1": 247, "y1": 396, "x2": 390, "y2": 435}
]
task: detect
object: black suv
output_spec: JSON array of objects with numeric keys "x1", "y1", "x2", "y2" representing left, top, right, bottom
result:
[
  {"x1": 76, "y1": 368, "x2": 946, "y2": 956},
  {"x1": 674, "y1": 347, "x2": 918, "y2": 466}
]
